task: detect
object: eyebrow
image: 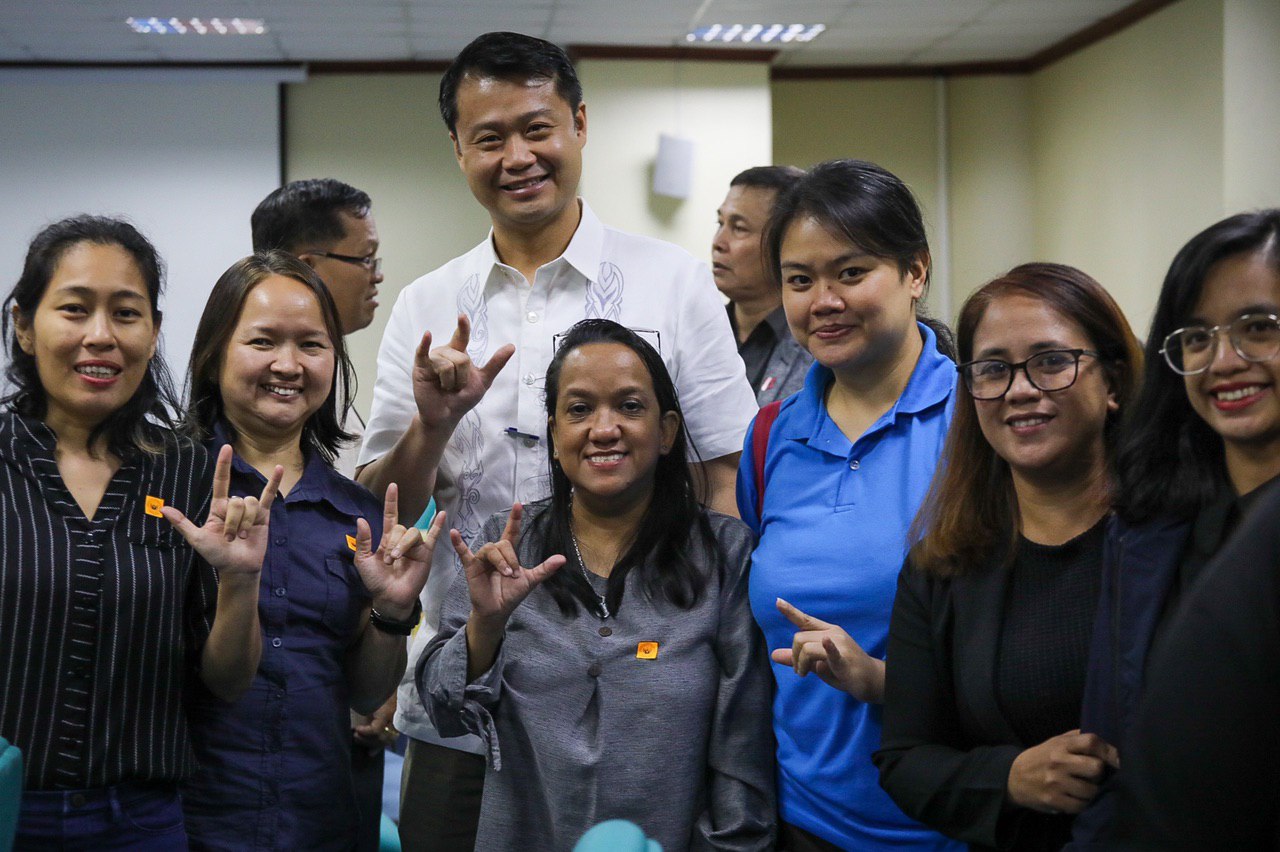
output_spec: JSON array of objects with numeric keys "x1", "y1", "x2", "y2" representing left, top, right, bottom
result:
[
  {"x1": 51, "y1": 285, "x2": 147, "y2": 302},
  {"x1": 780, "y1": 251, "x2": 871, "y2": 271},
  {"x1": 1184, "y1": 304, "x2": 1280, "y2": 324},
  {"x1": 974, "y1": 340, "x2": 1075, "y2": 359},
  {"x1": 468, "y1": 108, "x2": 557, "y2": 134}
]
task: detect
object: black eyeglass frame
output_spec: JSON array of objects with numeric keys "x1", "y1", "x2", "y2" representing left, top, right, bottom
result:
[
  {"x1": 1158, "y1": 312, "x2": 1280, "y2": 376},
  {"x1": 307, "y1": 250, "x2": 382, "y2": 275},
  {"x1": 957, "y1": 348, "x2": 1102, "y2": 401}
]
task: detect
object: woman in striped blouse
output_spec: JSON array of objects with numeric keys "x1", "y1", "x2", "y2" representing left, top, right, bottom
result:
[{"x1": 0, "y1": 216, "x2": 279, "y2": 850}]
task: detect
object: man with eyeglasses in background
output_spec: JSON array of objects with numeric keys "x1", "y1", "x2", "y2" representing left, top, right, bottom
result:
[{"x1": 250, "y1": 177, "x2": 393, "y2": 852}]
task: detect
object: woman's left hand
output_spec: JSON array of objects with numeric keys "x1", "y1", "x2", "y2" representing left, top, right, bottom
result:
[
  {"x1": 771, "y1": 597, "x2": 885, "y2": 703},
  {"x1": 354, "y1": 483, "x2": 446, "y2": 621}
]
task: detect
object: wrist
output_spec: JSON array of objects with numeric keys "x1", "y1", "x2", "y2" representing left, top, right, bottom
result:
[
  {"x1": 371, "y1": 596, "x2": 415, "y2": 622},
  {"x1": 369, "y1": 598, "x2": 422, "y2": 636}
]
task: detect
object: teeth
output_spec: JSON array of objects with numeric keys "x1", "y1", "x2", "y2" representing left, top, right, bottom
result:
[
  {"x1": 266, "y1": 385, "x2": 301, "y2": 397},
  {"x1": 1010, "y1": 416, "x2": 1049, "y2": 428},
  {"x1": 588, "y1": 454, "x2": 623, "y2": 463},
  {"x1": 505, "y1": 176, "x2": 544, "y2": 190},
  {"x1": 76, "y1": 365, "x2": 118, "y2": 377},
  {"x1": 1215, "y1": 386, "x2": 1263, "y2": 401}
]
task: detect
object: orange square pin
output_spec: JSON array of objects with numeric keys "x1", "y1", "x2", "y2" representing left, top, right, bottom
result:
[
  {"x1": 346, "y1": 534, "x2": 358, "y2": 552},
  {"x1": 144, "y1": 495, "x2": 165, "y2": 518},
  {"x1": 636, "y1": 641, "x2": 659, "y2": 660}
]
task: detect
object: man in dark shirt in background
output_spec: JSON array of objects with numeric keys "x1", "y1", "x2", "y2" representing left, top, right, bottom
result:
[
  {"x1": 712, "y1": 166, "x2": 813, "y2": 405},
  {"x1": 251, "y1": 178, "x2": 391, "y2": 852}
]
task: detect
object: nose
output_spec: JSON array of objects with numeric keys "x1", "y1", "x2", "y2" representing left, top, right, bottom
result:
[
  {"x1": 1207, "y1": 328, "x2": 1249, "y2": 374},
  {"x1": 711, "y1": 223, "x2": 728, "y2": 257},
  {"x1": 1004, "y1": 364, "x2": 1042, "y2": 402},
  {"x1": 271, "y1": 344, "x2": 302, "y2": 376},
  {"x1": 588, "y1": 409, "x2": 622, "y2": 442},
  {"x1": 83, "y1": 309, "x2": 116, "y2": 349},
  {"x1": 503, "y1": 135, "x2": 535, "y2": 171},
  {"x1": 811, "y1": 280, "x2": 844, "y2": 314}
]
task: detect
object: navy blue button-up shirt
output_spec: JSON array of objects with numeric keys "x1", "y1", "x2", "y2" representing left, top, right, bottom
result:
[{"x1": 183, "y1": 428, "x2": 382, "y2": 852}]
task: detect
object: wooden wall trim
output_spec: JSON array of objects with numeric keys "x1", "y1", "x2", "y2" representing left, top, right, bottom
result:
[{"x1": 567, "y1": 44, "x2": 778, "y2": 63}]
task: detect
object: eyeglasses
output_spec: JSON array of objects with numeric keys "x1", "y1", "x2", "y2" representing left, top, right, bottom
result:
[
  {"x1": 1160, "y1": 313, "x2": 1280, "y2": 375},
  {"x1": 308, "y1": 250, "x2": 382, "y2": 276},
  {"x1": 958, "y1": 349, "x2": 1101, "y2": 400}
]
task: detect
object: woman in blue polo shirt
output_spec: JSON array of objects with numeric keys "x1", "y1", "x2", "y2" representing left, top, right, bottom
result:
[
  {"x1": 178, "y1": 251, "x2": 444, "y2": 852},
  {"x1": 738, "y1": 159, "x2": 962, "y2": 852}
]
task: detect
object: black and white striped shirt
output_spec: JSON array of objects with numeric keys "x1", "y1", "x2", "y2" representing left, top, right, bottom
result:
[{"x1": 0, "y1": 411, "x2": 218, "y2": 790}]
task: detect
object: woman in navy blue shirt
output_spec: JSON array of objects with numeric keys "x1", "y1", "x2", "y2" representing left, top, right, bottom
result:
[
  {"x1": 737, "y1": 159, "x2": 961, "y2": 852},
  {"x1": 179, "y1": 251, "x2": 443, "y2": 852}
]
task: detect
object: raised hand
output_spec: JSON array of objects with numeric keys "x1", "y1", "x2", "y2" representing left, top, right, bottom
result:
[
  {"x1": 1007, "y1": 729, "x2": 1120, "y2": 814},
  {"x1": 354, "y1": 483, "x2": 445, "y2": 621},
  {"x1": 771, "y1": 598, "x2": 885, "y2": 703},
  {"x1": 413, "y1": 313, "x2": 515, "y2": 430},
  {"x1": 451, "y1": 502, "x2": 566, "y2": 627},
  {"x1": 162, "y1": 444, "x2": 282, "y2": 578}
]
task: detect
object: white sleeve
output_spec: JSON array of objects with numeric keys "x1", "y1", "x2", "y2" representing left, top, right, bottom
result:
[
  {"x1": 670, "y1": 259, "x2": 757, "y2": 461},
  {"x1": 357, "y1": 284, "x2": 422, "y2": 468}
]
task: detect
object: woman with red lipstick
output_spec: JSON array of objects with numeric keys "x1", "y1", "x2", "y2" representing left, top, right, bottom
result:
[
  {"x1": 737, "y1": 159, "x2": 962, "y2": 852},
  {"x1": 0, "y1": 216, "x2": 276, "y2": 849},
  {"x1": 873, "y1": 264, "x2": 1142, "y2": 852},
  {"x1": 419, "y1": 319, "x2": 775, "y2": 852},
  {"x1": 1068, "y1": 208, "x2": 1280, "y2": 848},
  {"x1": 178, "y1": 251, "x2": 443, "y2": 852}
]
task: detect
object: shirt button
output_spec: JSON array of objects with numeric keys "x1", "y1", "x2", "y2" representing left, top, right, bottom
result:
[
  {"x1": 523, "y1": 373, "x2": 535, "y2": 385},
  {"x1": 274, "y1": 536, "x2": 286, "y2": 545},
  {"x1": 271, "y1": 637, "x2": 282, "y2": 648},
  {"x1": 598, "y1": 626, "x2": 612, "y2": 637},
  {"x1": 274, "y1": 691, "x2": 284, "y2": 699},
  {"x1": 587, "y1": 663, "x2": 602, "y2": 677},
  {"x1": 274, "y1": 587, "x2": 286, "y2": 597},
  {"x1": 522, "y1": 437, "x2": 537, "y2": 448},
  {"x1": 849, "y1": 459, "x2": 860, "y2": 470},
  {"x1": 69, "y1": 793, "x2": 87, "y2": 808},
  {"x1": 526, "y1": 311, "x2": 540, "y2": 323}
]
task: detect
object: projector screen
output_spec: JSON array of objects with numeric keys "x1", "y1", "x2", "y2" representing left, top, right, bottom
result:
[{"x1": 0, "y1": 67, "x2": 290, "y2": 391}]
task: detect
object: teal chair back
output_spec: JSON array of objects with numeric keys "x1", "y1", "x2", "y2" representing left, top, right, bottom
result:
[
  {"x1": 573, "y1": 819, "x2": 662, "y2": 852},
  {"x1": 0, "y1": 737, "x2": 22, "y2": 852}
]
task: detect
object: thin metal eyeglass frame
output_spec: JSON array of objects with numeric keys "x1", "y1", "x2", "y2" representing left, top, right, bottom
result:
[{"x1": 1159, "y1": 313, "x2": 1280, "y2": 376}]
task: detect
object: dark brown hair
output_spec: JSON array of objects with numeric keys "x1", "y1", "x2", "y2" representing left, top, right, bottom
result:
[
  {"x1": 910, "y1": 262, "x2": 1143, "y2": 576},
  {"x1": 183, "y1": 250, "x2": 355, "y2": 463}
]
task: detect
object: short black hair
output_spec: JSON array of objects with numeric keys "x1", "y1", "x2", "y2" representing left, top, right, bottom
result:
[
  {"x1": 250, "y1": 178, "x2": 371, "y2": 254},
  {"x1": 438, "y1": 31, "x2": 582, "y2": 134},
  {"x1": 730, "y1": 165, "x2": 805, "y2": 195}
]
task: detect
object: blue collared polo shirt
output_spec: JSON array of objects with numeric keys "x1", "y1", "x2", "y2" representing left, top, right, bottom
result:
[
  {"x1": 738, "y1": 322, "x2": 962, "y2": 851},
  {"x1": 182, "y1": 426, "x2": 381, "y2": 852}
]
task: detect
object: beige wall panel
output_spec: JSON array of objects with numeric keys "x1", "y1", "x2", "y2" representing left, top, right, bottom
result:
[
  {"x1": 1029, "y1": 0, "x2": 1226, "y2": 338},
  {"x1": 1224, "y1": 0, "x2": 1280, "y2": 212}
]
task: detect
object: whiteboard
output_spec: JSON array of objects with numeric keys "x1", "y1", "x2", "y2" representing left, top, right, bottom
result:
[{"x1": 0, "y1": 67, "x2": 290, "y2": 392}]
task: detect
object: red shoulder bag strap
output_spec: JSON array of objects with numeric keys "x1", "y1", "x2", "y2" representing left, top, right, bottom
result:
[{"x1": 751, "y1": 400, "x2": 783, "y2": 519}]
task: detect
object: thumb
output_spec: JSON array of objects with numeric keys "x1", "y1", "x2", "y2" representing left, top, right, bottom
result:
[
  {"x1": 480, "y1": 343, "x2": 516, "y2": 386},
  {"x1": 770, "y1": 648, "x2": 795, "y2": 667},
  {"x1": 355, "y1": 516, "x2": 375, "y2": 558},
  {"x1": 822, "y1": 636, "x2": 847, "y2": 671},
  {"x1": 524, "y1": 554, "x2": 567, "y2": 585},
  {"x1": 160, "y1": 505, "x2": 200, "y2": 544}
]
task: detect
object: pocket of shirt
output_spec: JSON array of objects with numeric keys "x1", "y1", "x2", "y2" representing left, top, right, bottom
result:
[{"x1": 321, "y1": 554, "x2": 364, "y2": 637}]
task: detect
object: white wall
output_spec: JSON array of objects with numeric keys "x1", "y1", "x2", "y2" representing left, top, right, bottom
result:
[
  {"x1": 1224, "y1": 0, "x2": 1280, "y2": 212},
  {"x1": 0, "y1": 69, "x2": 282, "y2": 384}
]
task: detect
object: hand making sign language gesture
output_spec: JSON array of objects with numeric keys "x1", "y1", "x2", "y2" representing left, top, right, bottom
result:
[
  {"x1": 772, "y1": 597, "x2": 886, "y2": 704},
  {"x1": 451, "y1": 503, "x2": 566, "y2": 679},
  {"x1": 160, "y1": 443, "x2": 283, "y2": 577},
  {"x1": 353, "y1": 482, "x2": 446, "y2": 620},
  {"x1": 414, "y1": 313, "x2": 516, "y2": 430}
]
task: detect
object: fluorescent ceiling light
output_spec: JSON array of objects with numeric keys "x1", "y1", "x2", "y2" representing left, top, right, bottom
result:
[
  {"x1": 685, "y1": 23, "x2": 825, "y2": 45},
  {"x1": 126, "y1": 17, "x2": 268, "y2": 35}
]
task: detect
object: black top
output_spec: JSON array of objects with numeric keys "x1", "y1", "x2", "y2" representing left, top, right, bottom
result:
[
  {"x1": 727, "y1": 302, "x2": 786, "y2": 389},
  {"x1": 0, "y1": 411, "x2": 218, "y2": 790},
  {"x1": 1113, "y1": 484, "x2": 1280, "y2": 849},
  {"x1": 996, "y1": 519, "x2": 1106, "y2": 747}
]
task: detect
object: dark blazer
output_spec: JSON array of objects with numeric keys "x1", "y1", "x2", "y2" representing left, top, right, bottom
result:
[
  {"x1": 874, "y1": 555, "x2": 1077, "y2": 852},
  {"x1": 1067, "y1": 516, "x2": 1189, "y2": 848}
]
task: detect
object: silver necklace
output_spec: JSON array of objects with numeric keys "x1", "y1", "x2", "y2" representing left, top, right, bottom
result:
[{"x1": 569, "y1": 525, "x2": 610, "y2": 619}]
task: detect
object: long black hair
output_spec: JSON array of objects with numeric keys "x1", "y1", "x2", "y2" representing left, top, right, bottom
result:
[
  {"x1": 764, "y1": 158, "x2": 956, "y2": 358},
  {"x1": 1, "y1": 215, "x2": 182, "y2": 456},
  {"x1": 182, "y1": 251, "x2": 355, "y2": 463},
  {"x1": 533, "y1": 319, "x2": 721, "y2": 616},
  {"x1": 1117, "y1": 209, "x2": 1280, "y2": 523}
]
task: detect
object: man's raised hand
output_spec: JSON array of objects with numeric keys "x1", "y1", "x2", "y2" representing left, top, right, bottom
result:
[{"x1": 413, "y1": 313, "x2": 515, "y2": 430}]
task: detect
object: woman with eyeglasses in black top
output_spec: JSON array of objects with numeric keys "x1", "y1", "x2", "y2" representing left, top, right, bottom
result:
[
  {"x1": 1068, "y1": 209, "x2": 1280, "y2": 848},
  {"x1": 875, "y1": 263, "x2": 1142, "y2": 852}
]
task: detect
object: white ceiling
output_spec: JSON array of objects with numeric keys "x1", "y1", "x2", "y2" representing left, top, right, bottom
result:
[{"x1": 0, "y1": 0, "x2": 1144, "y2": 67}]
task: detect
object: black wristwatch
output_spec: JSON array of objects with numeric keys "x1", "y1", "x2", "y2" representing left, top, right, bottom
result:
[{"x1": 369, "y1": 599, "x2": 422, "y2": 636}]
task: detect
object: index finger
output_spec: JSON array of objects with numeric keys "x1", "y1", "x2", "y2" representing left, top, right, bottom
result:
[
  {"x1": 257, "y1": 464, "x2": 284, "y2": 514},
  {"x1": 501, "y1": 502, "x2": 524, "y2": 544},
  {"x1": 776, "y1": 597, "x2": 830, "y2": 631},
  {"x1": 382, "y1": 482, "x2": 399, "y2": 539},
  {"x1": 448, "y1": 313, "x2": 471, "y2": 353},
  {"x1": 212, "y1": 444, "x2": 233, "y2": 503}
]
